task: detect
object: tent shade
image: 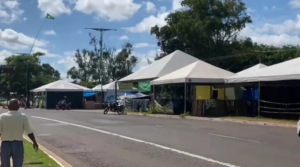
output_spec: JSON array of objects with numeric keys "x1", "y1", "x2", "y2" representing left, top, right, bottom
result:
[
  {"x1": 151, "y1": 61, "x2": 234, "y2": 85},
  {"x1": 119, "y1": 50, "x2": 199, "y2": 82},
  {"x1": 225, "y1": 57, "x2": 300, "y2": 83},
  {"x1": 83, "y1": 92, "x2": 95, "y2": 97},
  {"x1": 93, "y1": 81, "x2": 136, "y2": 91},
  {"x1": 31, "y1": 80, "x2": 92, "y2": 92},
  {"x1": 236, "y1": 63, "x2": 267, "y2": 75}
]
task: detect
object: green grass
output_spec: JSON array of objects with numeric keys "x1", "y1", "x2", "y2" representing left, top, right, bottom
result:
[
  {"x1": 23, "y1": 140, "x2": 60, "y2": 167},
  {"x1": 222, "y1": 116, "x2": 297, "y2": 125}
]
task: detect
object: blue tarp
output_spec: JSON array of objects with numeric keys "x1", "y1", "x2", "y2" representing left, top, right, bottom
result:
[{"x1": 83, "y1": 92, "x2": 95, "y2": 97}]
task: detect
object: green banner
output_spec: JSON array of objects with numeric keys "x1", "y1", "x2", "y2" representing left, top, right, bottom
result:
[
  {"x1": 119, "y1": 83, "x2": 133, "y2": 90},
  {"x1": 138, "y1": 81, "x2": 151, "y2": 92}
]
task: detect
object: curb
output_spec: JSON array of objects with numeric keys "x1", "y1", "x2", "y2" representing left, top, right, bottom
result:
[
  {"x1": 23, "y1": 136, "x2": 72, "y2": 167},
  {"x1": 127, "y1": 113, "x2": 296, "y2": 128}
]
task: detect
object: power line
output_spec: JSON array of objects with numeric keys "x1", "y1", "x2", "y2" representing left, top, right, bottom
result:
[{"x1": 202, "y1": 48, "x2": 300, "y2": 61}]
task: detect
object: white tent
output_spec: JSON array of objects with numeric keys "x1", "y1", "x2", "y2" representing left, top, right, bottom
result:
[
  {"x1": 151, "y1": 60, "x2": 235, "y2": 85},
  {"x1": 236, "y1": 63, "x2": 267, "y2": 75},
  {"x1": 31, "y1": 80, "x2": 92, "y2": 92},
  {"x1": 225, "y1": 57, "x2": 300, "y2": 83},
  {"x1": 119, "y1": 50, "x2": 199, "y2": 82},
  {"x1": 93, "y1": 81, "x2": 117, "y2": 91},
  {"x1": 93, "y1": 81, "x2": 137, "y2": 91}
]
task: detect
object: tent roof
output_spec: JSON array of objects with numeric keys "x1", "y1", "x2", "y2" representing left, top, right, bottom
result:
[
  {"x1": 31, "y1": 80, "x2": 92, "y2": 92},
  {"x1": 93, "y1": 81, "x2": 117, "y2": 91},
  {"x1": 93, "y1": 81, "x2": 137, "y2": 91},
  {"x1": 225, "y1": 57, "x2": 300, "y2": 83},
  {"x1": 236, "y1": 63, "x2": 267, "y2": 75},
  {"x1": 119, "y1": 50, "x2": 199, "y2": 82},
  {"x1": 151, "y1": 60, "x2": 235, "y2": 85}
]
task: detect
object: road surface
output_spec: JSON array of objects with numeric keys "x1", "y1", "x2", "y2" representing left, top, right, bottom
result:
[{"x1": 4, "y1": 109, "x2": 300, "y2": 167}]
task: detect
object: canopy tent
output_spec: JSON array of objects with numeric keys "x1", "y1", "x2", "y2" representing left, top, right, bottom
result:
[
  {"x1": 236, "y1": 63, "x2": 267, "y2": 75},
  {"x1": 31, "y1": 80, "x2": 92, "y2": 92},
  {"x1": 225, "y1": 57, "x2": 300, "y2": 83},
  {"x1": 119, "y1": 50, "x2": 199, "y2": 82},
  {"x1": 83, "y1": 92, "x2": 95, "y2": 97},
  {"x1": 93, "y1": 81, "x2": 136, "y2": 91},
  {"x1": 151, "y1": 61, "x2": 235, "y2": 85}
]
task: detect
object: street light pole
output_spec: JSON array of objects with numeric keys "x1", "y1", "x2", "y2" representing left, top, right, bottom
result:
[{"x1": 85, "y1": 28, "x2": 117, "y2": 103}]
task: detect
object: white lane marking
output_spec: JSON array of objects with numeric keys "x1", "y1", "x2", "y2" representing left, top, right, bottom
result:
[
  {"x1": 32, "y1": 116, "x2": 239, "y2": 167},
  {"x1": 209, "y1": 133, "x2": 268, "y2": 144}
]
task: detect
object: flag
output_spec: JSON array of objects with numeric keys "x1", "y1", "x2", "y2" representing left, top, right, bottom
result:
[{"x1": 45, "y1": 13, "x2": 54, "y2": 19}]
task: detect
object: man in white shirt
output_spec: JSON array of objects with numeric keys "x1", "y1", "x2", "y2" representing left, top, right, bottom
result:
[{"x1": 0, "y1": 99, "x2": 38, "y2": 167}]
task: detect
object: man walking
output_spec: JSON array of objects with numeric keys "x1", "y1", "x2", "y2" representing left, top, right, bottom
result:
[{"x1": 0, "y1": 99, "x2": 38, "y2": 167}]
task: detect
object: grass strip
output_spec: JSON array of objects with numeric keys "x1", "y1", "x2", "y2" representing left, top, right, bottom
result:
[{"x1": 23, "y1": 140, "x2": 60, "y2": 167}]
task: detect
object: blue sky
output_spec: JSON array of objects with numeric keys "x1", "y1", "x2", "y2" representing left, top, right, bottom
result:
[{"x1": 1, "y1": 0, "x2": 300, "y2": 79}]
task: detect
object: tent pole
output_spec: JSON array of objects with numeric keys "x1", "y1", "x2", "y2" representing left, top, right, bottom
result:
[
  {"x1": 184, "y1": 82, "x2": 187, "y2": 113},
  {"x1": 258, "y1": 81, "x2": 260, "y2": 117}
]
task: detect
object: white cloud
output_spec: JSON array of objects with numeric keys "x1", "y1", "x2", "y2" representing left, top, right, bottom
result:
[
  {"x1": 143, "y1": 1, "x2": 156, "y2": 13},
  {"x1": 44, "y1": 30, "x2": 56, "y2": 35},
  {"x1": 289, "y1": 0, "x2": 300, "y2": 8},
  {"x1": 119, "y1": 35, "x2": 129, "y2": 40},
  {"x1": 134, "y1": 43, "x2": 155, "y2": 48},
  {"x1": 123, "y1": 0, "x2": 183, "y2": 33},
  {"x1": 172, "y1": 0, "x2": 183, "y2": 11},
  {"x1": 0, "y1": 50, "x2": 12, "y2": 64},
  {"x1": 239, "y1": 14, "x2": 300, "y2": 47},
  {"x1": 32, "y1": 47, "x2": 60, "y2": 58},
  {"x1": 74, "y1": 0, "x2": 141, "y2": 21},
  {"x1": 0, "y1": 29, "x2": 47, "y2": 50},
  {"x1": 37, "y1": 0, "x2": 72, "y2": 17},
  {"x1": 0, "y1": 0, "x2": 24, "y2": 23},
  {"x1": 23, "y1": 17, "x2": 27, "y2": 21},
  {"x1": 124, "y1": 12, "x2": 169, "y2": 33},
  {"x1": 57, "y1": 51, "x2": 76, "y2": 69}
]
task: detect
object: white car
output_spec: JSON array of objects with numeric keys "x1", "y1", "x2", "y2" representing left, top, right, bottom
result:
[{"x1": 297, "y1": 119, "x2": 300, "y2": 137}]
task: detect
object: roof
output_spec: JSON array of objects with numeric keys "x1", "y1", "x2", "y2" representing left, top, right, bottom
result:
[
  {"x1": 93, "y1": 81, "x2": 137, "y2": 91},
  {"x1": 151, "y1": 60, "x2": 235, "y2": 85},
  {"x1": 225, "y1": 57, "x2": 300, "y2": 83},
  {"x1": 236, "y1": 63, "x2": 267, "y2": 75},
  {"x1": 119, "y1": 50, "x2": 199, "y2": 82},
  {"x1": 31, "y1": 80, "x2": 92, "y2": 92}
]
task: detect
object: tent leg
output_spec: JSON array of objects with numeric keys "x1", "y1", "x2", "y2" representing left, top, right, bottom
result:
[{"x1": 184, "y1": 82, "x2": 186, "y2": 113}]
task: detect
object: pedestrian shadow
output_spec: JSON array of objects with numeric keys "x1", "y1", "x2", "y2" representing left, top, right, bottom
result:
[{"x1": 23, "y1": 162, "x2": 43, "y2": 165}]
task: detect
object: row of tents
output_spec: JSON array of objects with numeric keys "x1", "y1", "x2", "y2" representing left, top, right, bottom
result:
[{"x1": 118, "y1": 49, "x2": 299, "y2": 85}]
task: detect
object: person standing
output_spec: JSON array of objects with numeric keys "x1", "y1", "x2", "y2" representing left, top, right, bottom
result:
[{"x1": 0, "y1": 98, "x2": 38, "y2": 167}]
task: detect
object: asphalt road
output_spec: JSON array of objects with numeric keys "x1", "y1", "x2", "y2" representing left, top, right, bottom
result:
[{"x1": 4, "y1": 109, "x2": 300, "y2": 167}]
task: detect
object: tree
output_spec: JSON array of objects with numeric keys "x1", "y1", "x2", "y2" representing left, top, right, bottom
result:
[
  {"x1": 151, "y1": 0, "x2": 251, "y2": 60},
  {"x1": 67, "y1": 34, "x2": 140, "y2": 85},
  {"x1": 0, "y1": 52, "x2": 60, "y2": 96},
  {"x1": 67, "y1": 49, "x2": 98, "y2": 82}
]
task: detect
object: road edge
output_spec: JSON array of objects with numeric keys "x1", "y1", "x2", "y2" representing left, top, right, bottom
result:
[
  {"x1": 127, "y1": 113, "x2": 296, "y2": 128},
  {"x1": 23, "y1": 136, "x2": 72, "y2": 167}
]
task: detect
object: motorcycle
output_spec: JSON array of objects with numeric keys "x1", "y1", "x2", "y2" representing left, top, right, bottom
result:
[
  {"x1": 56, "y1": 100, "x2": 71, "y2": 110},
  {"x1": 104, "y1": 102, "x2": 124, "y2": 115}
]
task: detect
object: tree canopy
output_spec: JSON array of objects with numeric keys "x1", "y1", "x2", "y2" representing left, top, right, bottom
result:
[
  {"x1": 0, "y1": 52, "x2": 60, "y2": 97},
  {"x1": 150, "y1": 0, "x2": 300, "y2": 72},
  {"x1": 67, "y1": 34, "x2": 139, "y2": 88}
]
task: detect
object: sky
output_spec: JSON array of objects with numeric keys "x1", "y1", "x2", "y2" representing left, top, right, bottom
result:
[{"x1": 1, "y1": 0, "x2": 300, "y2": 79}]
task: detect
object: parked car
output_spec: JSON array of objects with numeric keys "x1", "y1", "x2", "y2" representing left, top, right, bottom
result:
[{"x1": 297, "y1": 118, "x2": 300, "y2": 137}]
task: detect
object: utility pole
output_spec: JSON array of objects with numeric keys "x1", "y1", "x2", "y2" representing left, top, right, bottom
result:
[{"x1": 85, "y1": 28, "x2": 117, "y2": 103}]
